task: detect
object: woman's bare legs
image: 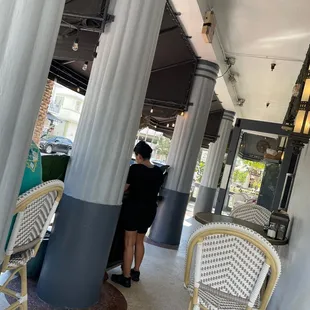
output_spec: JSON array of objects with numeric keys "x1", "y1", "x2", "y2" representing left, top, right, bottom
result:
[
  {"x1": 134, "y1": 233, "x2": 145, "y2": 272},
  {"x1": 123, "y1": 231, "x2": 137, "y2": 278}
]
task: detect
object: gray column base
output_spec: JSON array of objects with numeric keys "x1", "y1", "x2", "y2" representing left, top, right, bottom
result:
[
  {"x1": 37, "y1": 194, "x2": 121, "y2": 308},
  {"x1": 214, "y1": 188, "x2": 226, "y2": 214},
  {"x1": 194, "y1": 186, "x2": 216, "y2": 215},
  {"x1": 149, "y1": 188, "x2": 189, "y2": 246}
]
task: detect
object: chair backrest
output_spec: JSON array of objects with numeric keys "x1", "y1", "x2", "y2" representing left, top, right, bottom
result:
[
  {"x1": 231, "y1": 193, "x2": 247, "y2": 206},
  {"x1": 231, "y1": 204, "x2": 271, "y2": 226},
  {"x1": 3, "y1": 180, "x2": 64, "y2": 270},
  {"x1": 184, "y1": 223, "x2": 281, "y2": 310}
]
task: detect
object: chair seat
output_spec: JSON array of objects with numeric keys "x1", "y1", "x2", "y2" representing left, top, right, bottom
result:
[
  {"x1": 186, "y1": 281, "x2": 259, "y2": 310},
  {"x1": 8, "y1": 249, "x2": 34, "y2": 269}
]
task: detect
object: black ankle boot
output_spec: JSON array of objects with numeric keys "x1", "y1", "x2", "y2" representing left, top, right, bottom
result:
[{"x1": 111, "y1": 274, "x2": 131, "y2": 288}]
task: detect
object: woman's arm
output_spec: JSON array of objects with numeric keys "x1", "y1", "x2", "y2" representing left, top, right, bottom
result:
[{"x1": 124, "y1": 184, "x2": 130, "y2": 192}]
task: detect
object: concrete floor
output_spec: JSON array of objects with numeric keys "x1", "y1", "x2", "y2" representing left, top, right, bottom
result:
[
  {"x1": 109, "y1": 211, "x2": 201, "y2": 310},
  {"x1": 0, "y1": 204, "x2": 199, "y2": 310}
]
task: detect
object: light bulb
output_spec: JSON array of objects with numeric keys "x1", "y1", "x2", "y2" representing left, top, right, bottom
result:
[
  {"x1": 82, "y1": 61, "x2": 88, "y2": 71},
  {"x1": 181, "y1": 111, "x2": 185, "y2": 116},
  {"x1": 72, "y1": 38, "x2": 79, "y2": 52},
  {"x1": 154, "y1": 125, "x2": 157, "y2": 128},
  {"x1": 172, "y1": 123, "x2": 175, "y2": 128},
  {"x1": 167, "y1": 124, "x2": 170, "y2": 128},
  {"x1": 77, "y1": 87, "x2": 80, "y2": 93},
  {"x1": 150, "y1": 108, "x2": 154, "y2": 113}
]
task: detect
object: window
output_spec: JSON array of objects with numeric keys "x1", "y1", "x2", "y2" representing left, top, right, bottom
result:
[{"x1": 49, "y1": 96, "x2": 64, "y2": 114}]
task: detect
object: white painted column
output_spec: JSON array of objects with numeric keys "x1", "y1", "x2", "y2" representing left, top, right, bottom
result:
[
  {"x1": 194, "y1": 110, "x2": 235, "y2": 214},
  {"x1": 149, "y1": 60, "x2": 219, "y2": 246},
  {"x1": 37, "y1": 0, "x2": 166, "y2": 308},
  {"x1": 0, "y1": 0, "x2": 65, "y2": 259}
]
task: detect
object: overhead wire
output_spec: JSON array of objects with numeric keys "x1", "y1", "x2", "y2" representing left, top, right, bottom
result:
[{"x1": 217, "y1": 64, "x2": 232, "y2": 79}]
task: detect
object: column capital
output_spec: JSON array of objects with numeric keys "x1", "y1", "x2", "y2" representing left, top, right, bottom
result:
[
  {"x1": 222, "y1": 110, "x2": 236, "y2": 122},
  {"x1": 196, "y1": 59, "x2": 219, "y2": 82}
]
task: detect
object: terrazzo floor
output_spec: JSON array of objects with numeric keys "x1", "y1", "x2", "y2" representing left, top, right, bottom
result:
[{"x1": 109, "y1": 212, "x2": 201, "y2": 310}]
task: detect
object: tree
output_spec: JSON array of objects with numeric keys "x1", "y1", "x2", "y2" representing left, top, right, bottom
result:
[
  {"x1": 242, "y1": 160, "x2": 265, "y2": 171},
  {"x1": 155, "y1": 136, "x2": 171, "y2": 159},
  {"x1": 195, "y1": 161, "x2": 205, "y2": 183},
  {"x1": 233, "y1": 170, "x2": 249, "y2": 185}
]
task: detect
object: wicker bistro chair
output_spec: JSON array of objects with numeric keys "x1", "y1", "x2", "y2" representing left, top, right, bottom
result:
[
  {"x1": 184, "y1": 223, "x2": 281, "y2": 310},
  {"x1": 0, "y1": 180, "x2": 64, "y2": 310},
  {"x1": 231, "y1": 193, "x2": 248, "y2": 207},
  {"x1": 230, "y1": 204, "x2": 271, "y2": 227}
]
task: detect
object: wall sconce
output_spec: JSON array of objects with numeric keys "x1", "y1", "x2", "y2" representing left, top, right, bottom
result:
[
  {"x1": 292, "y1": 65, "x2": 310, "y2": 143},
  {"x1": 283, "y1": 45, "x2": 310, "y2": 151}
]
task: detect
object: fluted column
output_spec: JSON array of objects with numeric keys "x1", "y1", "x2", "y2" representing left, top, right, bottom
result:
[
  {"x1": 37, "y1": 0, "x2": 166, "y2": 307},
  {"x1": 149, "y1": 60, "x2": 219, "y2": 247},
  {"x1": 194, "y1": 111, "x2": 235, "y2": 214},
  {"x1": 0, "y1": 0, "x2": 65, "y2": 260}
]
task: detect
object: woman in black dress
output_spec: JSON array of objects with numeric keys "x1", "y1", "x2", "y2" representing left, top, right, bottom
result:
[{"x1": 112, "y1": 141, "x2": 164, "y2": 288}]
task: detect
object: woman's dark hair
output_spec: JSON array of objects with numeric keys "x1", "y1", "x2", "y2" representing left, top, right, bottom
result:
[{"x1": 134, "y1": 141, "x2": 153, "y2": 160}]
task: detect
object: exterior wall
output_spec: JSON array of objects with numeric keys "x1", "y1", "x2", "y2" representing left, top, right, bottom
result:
[
  {"x1": 32, "y1": 79, "x2": 54, "y2": 144},
  {"x1": 269, "y1": 144, "x2": 310, "y2": 310},
  {"x1": 65, "y1": 122, "x2": 78, "y2": 141},
  {"x1": 48, "y1": 84, "x2": 84, "y2": 141},
  {"x1": 53, "y1": 121, "x2": 66, "y2": 137}
]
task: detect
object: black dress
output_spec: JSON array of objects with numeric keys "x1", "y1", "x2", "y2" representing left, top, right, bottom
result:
[{"x1": 121, "y1": 164, "x2": 164, "y2": 234}]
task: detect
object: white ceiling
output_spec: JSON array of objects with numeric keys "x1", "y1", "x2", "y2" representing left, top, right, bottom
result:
[
  {"x1": 172, "y1": 0, "x2": 310, "y2": 124},
  {"x1": 170, "y1": 0, "x2": 236, "y2": 114}
]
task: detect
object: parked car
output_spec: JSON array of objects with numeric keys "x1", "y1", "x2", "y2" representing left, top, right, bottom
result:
[
  {"x1": 40, "y1": 136, "x2": 73, "y2": 155},
  {"x1": 151, "y1": 159, "x2": 166, "y2": 167}
]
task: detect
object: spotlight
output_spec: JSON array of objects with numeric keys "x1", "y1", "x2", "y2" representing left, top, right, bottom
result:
[
  {"x1": 82, "y1": 61, "x2": 88, "y2": 71},
  {"x1": 72, "y1": 37, "x2": 79, "y2": 52}
]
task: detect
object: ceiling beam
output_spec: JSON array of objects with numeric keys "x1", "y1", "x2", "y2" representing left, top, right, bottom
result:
[
  {"x1": 151, "y1": 59, "x2": 196, "y2": 73},
  {"x1": 60, "y1": 23, "x2": 102, "y2": 33},
  {"x1": 62, "y1": 13, "x2": 104, "y2": 21},
  {"x1": 159, "y1": 26, "x2": 178, "y2": 35}
]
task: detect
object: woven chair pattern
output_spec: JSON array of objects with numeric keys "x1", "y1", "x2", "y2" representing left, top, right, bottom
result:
[
  {"x1": 231, "y1": 204, "x2": 271, "y2": 226},
  {"x1": 185, "y1": 223, "x2": 281, "y2": 310},
  {"x1": 187, "y1": 283, "x2": 250, "y2": 310},
  {"x1": 8, "y1": 249, "x2": 35, "y2": 269},
  {"x1": 1, "y1": 180, "x2": 64, "y2": 310},
  {"x1": 14, "y1": 191, "x2": 57, "y2": 249}
]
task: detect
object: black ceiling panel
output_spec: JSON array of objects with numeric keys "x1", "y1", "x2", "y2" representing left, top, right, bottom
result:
[
  {"x1": 146, "y1": 61, "x2": 196, "y2": 108},
  {"x1": 160, "y1": 8, "x2": 178, "y2": 31},
  {"x1": 54, "y1": 28, "x2": 99, "y2": 61},
  {"x1": 152, "y1": 28, "x2": 195, "y2": 70},
  {"x1": 66, "y1": 60, "x2": 93, "y2": 78},
  {"x1": 52, "y1": 1, "x2": 198, "y2": 111},
  {"x1": 204, "y1": 109, "x2": 224, "y2": 142},
  {"x1": 49, "y1": 1, "x2": 225, "y2": 143},
  {"x1": 156, "y1": 108, "x2": 224, "y2": 148},
  {"x1": 64, "y1": 0, "x2": 106, "y2": 16}
]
